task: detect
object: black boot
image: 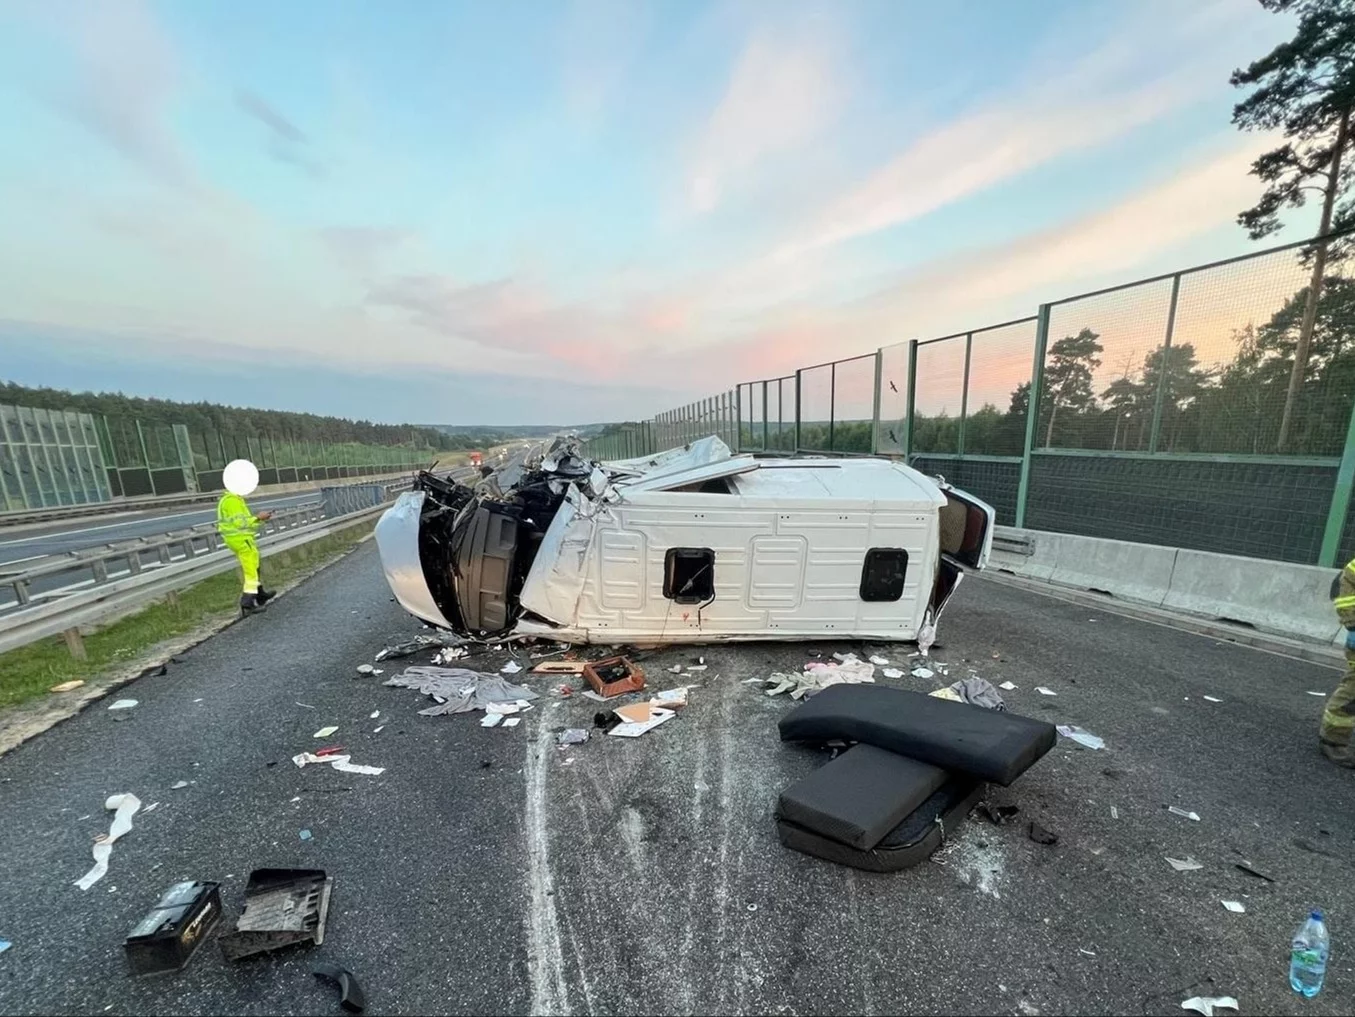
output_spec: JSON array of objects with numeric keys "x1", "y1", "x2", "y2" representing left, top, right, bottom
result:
[
  {"x1": 255, "y1": 588, "x2": 276, "y2": 606},
  {"x1": 240, "y1": 593, "x2": 266, "y2": 615}
]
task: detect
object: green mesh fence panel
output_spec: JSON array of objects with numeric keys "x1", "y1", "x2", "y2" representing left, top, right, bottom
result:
[
  {"x1": 911, "y1": 336, "x2": 966, "y2": 454},
  {"x1": 965, "y1": 319, "x2": 1037, "y2": 456}
]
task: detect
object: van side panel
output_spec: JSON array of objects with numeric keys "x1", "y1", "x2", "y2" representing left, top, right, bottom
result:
[{"x1": 747, "y1": 535, "x2": 807, "y2": 609}]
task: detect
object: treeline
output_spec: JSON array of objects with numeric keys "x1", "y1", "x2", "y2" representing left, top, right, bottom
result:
[{"x1": 0, "y1": 380, "x2": 523, "y2": 452}]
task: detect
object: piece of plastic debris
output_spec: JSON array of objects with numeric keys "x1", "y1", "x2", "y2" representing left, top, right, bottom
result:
[
  {"x1": 1165, "y1": 856, "x2": 1203, "y2": 872},
  {"x1": 50, "y1": 680, "x2": 85, "y2": 693},
  {"x1": 978, "y1": 803, "x2": 1020, "y2": 825},
  {"x1": 1078, "y1": 948, "x2": 1096, "y2": 957},
  {"x1": 108, "y1": 699, "x2": 138, "y2": 711},
  {"x1": 1167, "y1": 806, "x2": 1201, "y2": 822},
  {"x1": 290, "y1": 796, "x2": 301, "y2": 803},
  {"x1": 558, "y1": 728, "x2": 589, "y2": 745},
  {"x1": 221, "y1": 869, "x2": 333, "y2": 960},
  {"x1": 312, "y1": 726, "x2": 338, "y2": 739},
  {"x1": 330, "y1": 760, "x2": 384, "y2": 776},
  {"x1": 1221, "y1": 900, "x2": 1245, "y2": 913},
  {"x1": 881, "y1": 668, "x2": 905, "y2": 679},
  {"x1": 869, "y1": 655, "x2": 890, "y2": 666},
  {"x1": 1306, "y1": 691, "x2": 1326, "y2": 696},
  {"x1": 746, "y1": 902, "x2": 758, "y2": 912},
  {"x1": 998, "y1": 681, "x2": 1018, "y2": 691},
  {"x1": 1028, "y1": 822, "x2": 1059, "y2": 846},
  {"x1": 481, "y1": 713, "x2": 502, "y2": 728},
  {"x1": 1203, "y1": 695, "x2": 1222, "y2": 703},
  {"x1": 929, "y1": 687, "x2": 963, "y2": 702},
  {"x1": 0, "y1": 940, "x2": 10, "y2": 954},
  {"x1": 1235, "y1": 862, "x2": 1274, "y2": 882},
  {"x1": 685, "y1": 665, "x2": 708, "y2": 672},
  {"x1": 170, "y1": 780, "x2": 189, "y2": 790},
  {"x1": 557, "y1": 684, "x2": 574, "y2": 697},
  {"x1": 372, "y1": 726, "x2": 385, "y2": 734},
  {"x1": 609, "y1": 706, "x2": 675, "y2": 738},
  {"x1": 355, "y1": 664, "x2": 376, "y2": 676},
  {"x1": 668, "y1": 665, "x2": 683, "y2": 673},
  {"x1": 500, "y1": 660, "x2": 523, "y2": 674},
  {"x1": 740, "y1": 678, "x2": 763, "y2": 685},
  {"x1": 911, "y1": 667, "x2": 935, "y2": 680},
  {"x1": 142, "y1": 802, "x2": 160, "y2": 814},
  {"x1": 1180, "y1": 996, "x2": 1238, "y2": 1017},
  {"x1": 1035, "y1": 687, "x2": 1057, "y2": 696},
  {"x1": 299, "y1": 830, "x2": 313, "y2": 841},
  {"x1": 486, "y1": 701, "x2": 526, "y2": 715},
  {"x1": 295, "y1": 702, "x2": 316, "y2": 710},
  {"x1": 695, "y1": 780, "x2": 710, "y2": 792},
  {"x1": 502, "y1": 717, "x2": 521, "y2": 728},
  {"x1": 1110, "y1": 806, "x2": 1119, "y2": 820},
  {"x1": 75, "y1": 794, "x2": 141, "y2": 890},
  {"x1": 1057, "y1": 725, "x2": 1105, "y2": 750},
  {"x1": 369, "y1": 711, "x2": 379, "y2": 719},
  {"x1": 313, "y1": 962, "x2": 366, "y2": 1013},
  {"x1": 650, "y1": 687, "x2": 690, "y2": 708}
]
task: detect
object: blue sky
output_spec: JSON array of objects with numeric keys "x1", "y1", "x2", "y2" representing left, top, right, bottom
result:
[{"x1": 0, "y1": 0, "x2": 1305, "y2": 425}]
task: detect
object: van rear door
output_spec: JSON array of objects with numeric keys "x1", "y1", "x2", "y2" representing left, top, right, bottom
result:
[{"x1": 936, "y1": 483, "x2": 995, "y2": 570}]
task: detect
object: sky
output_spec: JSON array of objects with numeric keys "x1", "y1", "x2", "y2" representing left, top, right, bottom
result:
[{"x1": 0, "y1": 0, "x2": 1314, "y2": 426}]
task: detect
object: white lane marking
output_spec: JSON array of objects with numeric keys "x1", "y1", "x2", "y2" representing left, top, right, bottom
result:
[
  {"x1": 524, "y1": 706, "x2": 569, "y2": 1016},
  {"x1": 0, "y1": 495, "x2": 310, "y2": 549},
  {"x1": 0, "y1": 553, "x2": 46, "y2": 568}
]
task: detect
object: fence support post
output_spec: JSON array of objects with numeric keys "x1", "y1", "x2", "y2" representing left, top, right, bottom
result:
[
  {"x1": 1015, "y1": 304, "x2": 1051, "y2": 529},
  {"x1": 871, "y1": 350, "x2": 884, "y2": 455},
  {"x1": 794, "y1": 370, "x2": 803, "y2": 452},
  {"x1": 828, "y1": 362, "x2": 837, "y2": 452},
  {"x1": 903, "y1": 341, "x2": 918, "y2": 460},
  {"x1": 958, "y1": 332, "x2": 973, "y2": 458},
  {"x1": 1320, "y1": 397, "x2": 1355, "y2": 567},
  {"x1": 1148, "y1": 273, "x2": 1181, "y2": 454},
  {"x1": 761, "y1": 381, "x2": 769, "y2": 451}
]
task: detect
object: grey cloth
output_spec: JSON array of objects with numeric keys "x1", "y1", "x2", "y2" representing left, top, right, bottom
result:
[
  {"x1": 374, "y1": 633, "x2": 465, "y2": 661},
  {"x1": 947, "y1": 677, "x2": 1006, "y2": 711},
  {"x1": 385, "y1": 666, "x2": 538, "y2": 716}
]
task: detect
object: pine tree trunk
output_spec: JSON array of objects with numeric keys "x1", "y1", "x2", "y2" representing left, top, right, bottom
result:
[{"x1": 1277, "y1": 108, "x2": 1350, "y2": 452}]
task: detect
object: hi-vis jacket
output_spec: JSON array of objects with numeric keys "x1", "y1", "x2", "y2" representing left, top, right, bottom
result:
[{"x1": 216, "y1": 493, "x2": 260, "y2": 543}]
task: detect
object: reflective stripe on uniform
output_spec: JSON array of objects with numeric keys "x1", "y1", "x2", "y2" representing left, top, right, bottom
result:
[{"x1": 1334, "y1": 595, "x2": 1355, "y2": 610}]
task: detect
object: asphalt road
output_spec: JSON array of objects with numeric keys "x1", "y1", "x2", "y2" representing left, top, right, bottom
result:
[
  {"x1": 0, "y1": 543, "x2": 1352, "y2": 1016},
  {"x1": 0, "y1": 494, "x2": 319, "y2": 568}
]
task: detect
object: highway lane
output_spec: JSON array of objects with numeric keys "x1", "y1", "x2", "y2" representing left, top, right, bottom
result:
[
  {"x1": 0, "y1": 494, "x2": 319, "y2": 568},
  {"x1": 0, "y1": 547, "x2": 1351, "y2": 1015}
]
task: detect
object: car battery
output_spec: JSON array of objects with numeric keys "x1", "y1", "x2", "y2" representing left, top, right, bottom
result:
[{"x1": 124, "y1": 880, "x2": 222, "y2": 976}]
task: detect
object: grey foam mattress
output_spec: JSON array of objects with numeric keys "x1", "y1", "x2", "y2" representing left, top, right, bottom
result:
[
  {"x1": 777, "y1": 745, "x2": 948, "y2": 850},
  {"x1": 778, "y1": 684, "x2": 1056, "y2": 786},
  {"x1": 777, "y1": 776, "x2": 984, "y2": 872}
]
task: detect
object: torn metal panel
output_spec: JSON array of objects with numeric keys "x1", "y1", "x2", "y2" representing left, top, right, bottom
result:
[{"x1": 374, "y1": 491, "x2": 452, "y2": 630}]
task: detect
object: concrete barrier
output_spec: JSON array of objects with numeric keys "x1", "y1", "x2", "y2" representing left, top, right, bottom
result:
[
  {"x1": 1163, "y1": 548, "x2": 1342, "y2": 646},
  {"x1": 991, "y1": 525, "x2": 1343, "y2": 652}
]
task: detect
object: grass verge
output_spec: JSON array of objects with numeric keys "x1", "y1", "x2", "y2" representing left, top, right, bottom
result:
[{"x1": 0, "y1": 519, "x2": 376, "y2": 708}]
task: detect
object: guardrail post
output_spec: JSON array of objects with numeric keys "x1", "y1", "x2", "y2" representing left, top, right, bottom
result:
[
  {"x1": 1015, "y1": 303, "x2": 1051, "y2": 529},
  {"x1": 64, "y1": 627, "x2": 87, "y2": 660},
  {"x1": 1320, "y1": 393, "x2": 1355, "y2": 567},
  {"x1": 1148, "y1": 273, "x2": 1181, "y2": 454}
]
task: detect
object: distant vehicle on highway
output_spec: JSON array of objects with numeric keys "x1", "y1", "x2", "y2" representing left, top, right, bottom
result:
[
  {"x1": 375, "y1": 436, "x2": 993, "y2": 645},
  {"x1": 468, "y1": 451, "x2": 483, "y2": 468}
]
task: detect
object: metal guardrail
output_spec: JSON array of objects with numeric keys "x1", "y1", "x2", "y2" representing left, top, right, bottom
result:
[
  {"x1": 0, "y1": 476, "x2": 425, "y2": 656},
  {"x1": 992, "y1": 533, "x2": 1035, "y2": 556}
]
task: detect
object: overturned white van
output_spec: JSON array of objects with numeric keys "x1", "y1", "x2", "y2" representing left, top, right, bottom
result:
[{"x1": 375, "y1": 436, "x2": 993, "y2": 644}]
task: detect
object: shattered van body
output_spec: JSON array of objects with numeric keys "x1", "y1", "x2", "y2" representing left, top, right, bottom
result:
[{"x1": 375, "y1": 436, "x2": 993, "y2": 644}]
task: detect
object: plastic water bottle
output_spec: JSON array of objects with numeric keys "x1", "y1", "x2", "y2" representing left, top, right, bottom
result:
[{"x1": 1289, "y1": 909, "x2": 1329, "y2": 998}]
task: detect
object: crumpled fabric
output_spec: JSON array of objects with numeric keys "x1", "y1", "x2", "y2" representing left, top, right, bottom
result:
[
  {"x1": 375, "y1": 633, "x2": 466, "y2": 662},
  {"x1": 762, "y1": 653, "x2": 877, "y2": 700},
  {"x1": 385, "y1": 666, "x2": 539, "y2": 716},
  {"x1": 944, "y1": 676, "x2": 1006, "y2": 711}
]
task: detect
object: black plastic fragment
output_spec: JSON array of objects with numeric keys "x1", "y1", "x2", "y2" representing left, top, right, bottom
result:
[
  {"x1": 313, "y1": 962, "x2": 366, "y2": 1013},
  {"x1": 1027, "y1": 821, "x2": 1058, "y2": 845}
]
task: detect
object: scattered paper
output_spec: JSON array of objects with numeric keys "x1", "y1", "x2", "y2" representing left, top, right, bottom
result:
[
  {"x1": 1180, "y1": 996, "x2": 1238, "y2": 1017},
  {"x1": 1110, "y1": 806, "x2": 1119, "y2": 820},
  {"x1": 1168, "y1": 806, "x2": 1201, "y2": 822},
  {"x1": 998, "y1": 681, "x2": 1018, "y2": 691},
  {"x1": 1057, "y1": 725, "x2": 1105, "y2": 750},
  {"x1": 170, "y1": 780, "x2": 189, "y2": 790},
  {"x1": 487, "y1": 700, "x2": 528, "y2": 716},
  {"x1": 1165, "y1": 856, "x2": 1203, "y2": 872},
  {"x1": 609, "y1": 707, "x2": 675, "y2": 738},
  {"x1": 299, "y1": 830, "x2": 313, "y2": 841},
  {"x1": 1202, "y1": 695, "x2": 1222, "y2": 703},
  {"x1": 558, "y1": 728, "x2": 590, "y2": 745},
  {"x1": 1035, "y1": 687, "x2": 1057, "y2": 696},
  {"x1": 685, "y1": 665, "x2": 708, "y2": 672},
  {"x1": 107, "y1": 699, "x2": 138, "y2": 711},
  {"x1": 581, "y1": 690, "x2": 610, "y2": 702},
  {"x1": 882, "y1": 668, "x2": 905, "y2": 679},
  {"x1": 481, "y1": 714, "x2": 502, "y2": 728},
  {"x1": 1306, "y1": 691, "x2": 1326, "y2": 696},
  {"x1": 312, "y1": 726, "x2": 338, "y2": 739},
  {"x1": 370, "y1": 711, "x2": 380, "y2": 719},
  {"x1": 0, "y1": 940, "x2": 11, "y2": 954},
  {"x1": 500, "y1": 660, "x2": 523, "y2": 674},
  {"x1": 331, "y1": 759, "x2": 385, "y2": 775},
  {"x1": 50, "y1": 680, "x2": 84, "y2": 693},
  {"x1": 373, "y1": 726, "x2": 385, "y2": 734},
  {"x1": 502, "y1": 717, "x2": 521, "y2": 728},
  {"x1": 869, "y1": 655, "x2": 890, "y2": 666},
  {"x1": 75, "y1": 794, "x2": 141, "y2": 890},
  {"x1": 1221, "y1": 900, "x2": 1245, "y2": 913},
  {"x1": 928, "y1": 687, "x2": 962, "y2": 702},
  {"x1": 651, "y1": 688, "x2": 690, "y2": 708},
  {"x1": 911, "y1": 667, "x2": 935, "y2": 680},
  {"x1": 614, "y1": 702, "x2": 654, "y2": 725}
]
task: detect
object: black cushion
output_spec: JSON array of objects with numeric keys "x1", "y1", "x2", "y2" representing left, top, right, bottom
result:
[
  {"x1": 778, "y1": 684, "x2": 1056, "y2": 786},
  {"x1": 777, "y1": 776, "x2": 984, "y2": 872},
  {"x1": 777, "y1": 745, "x2": 947, "y2": 850}
]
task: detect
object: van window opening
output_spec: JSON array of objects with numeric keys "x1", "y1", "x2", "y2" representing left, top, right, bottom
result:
[
  {"x1": 860, "y1": 547, "x2": 908, "y2": 602},
  {"x1": 664, "y1": 548, "x2": 715, "y2": 603}
]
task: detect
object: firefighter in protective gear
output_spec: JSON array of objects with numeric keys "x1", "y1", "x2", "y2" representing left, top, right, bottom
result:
[
  {"x1": 1322, "y1": 557, "x2": 1355, "y2": 766},
  {"x1": 218, "y1": 459, "x2": 275, "y2": 615}
]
